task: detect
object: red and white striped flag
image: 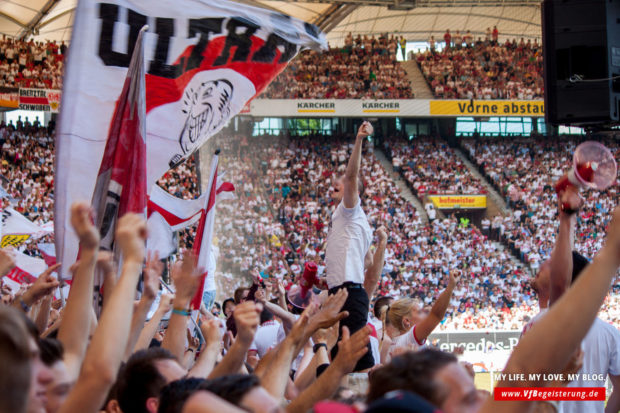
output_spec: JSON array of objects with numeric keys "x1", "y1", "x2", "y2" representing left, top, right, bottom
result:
[
  {"x1": 91, "y1": 26, "x2": 148, "y2": 252},
  {"x1": 190, "y1": 151, "x2": 234, "y2": 310}
]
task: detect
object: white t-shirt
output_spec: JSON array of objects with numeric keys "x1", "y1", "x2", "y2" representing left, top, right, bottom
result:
[
  {"x1": 523, "y1": 313, "x2": 620, "y2": 413},
  {"x1": 325, "y1": 200, "x2": 372, "y2": 288},
  {"x1": 388, "y1": 325, "x2": 426, "y2": 361},
  {"x1": 560, "y1": 318, "x2": 620, "y2": 413},
  {"x1": 249, "y1": 320, "x2": 281, "y2": 358}
]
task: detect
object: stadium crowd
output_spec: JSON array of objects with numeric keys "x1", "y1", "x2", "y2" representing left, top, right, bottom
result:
[
  {"x1": 417, "y1": 34, "x2": 544, "y2": 100},
  {"x1": 462, "y1": 137, "x2": 620, "y2": 266},
  {"x1": 0, "y1": 36, "x2": 65, "y2": 89},
  {"x1": 1, "y1": 122, "x2": 620, "y2": 413},
  {"x1": 384, "y1": 136, "x2": 486, "y2": 196},
  {"x1": 262, "y1": 33, "x2": 413, "y2": 99}
]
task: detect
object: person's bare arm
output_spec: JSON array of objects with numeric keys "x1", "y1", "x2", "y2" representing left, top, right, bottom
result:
[
  {"x1": 133, "y1": 293, "x2": 173, "y2": 352},
  {"x1": 188, "y1": 318, "x2": 222, "y2": 378},
  {"x1": 162, "y1": 253, "x2": 202, "y2": 362},
  {"x1": 343, "y1": 122, "x2": 373, "y2": 208},
  {"x1": 0, "y1": 248, "x2": 15, "y2": 277},
  {"x1": 286, "y1": 326, "x2": 371, "y2": 413},
  {"x1": 35, "y1": 293, "x2": 53, "y2": 332},
  {"x1": 97, "y1": 251, "x2": 117, "y2": 312},
  {"x1": 259, "y1": 311, "x2": 310, "y2": 399},
  {"x1": 58, "y1": 212, "x2": 146, "y2": 413},
  {"x1": 415, "y1": 270, "x2": 458, "y2": 341},
  {"x1": 479, "y1": 207, "x2": 620, "y2": 413},
  {"x1": 255, "y1": 285, "x2": 296, "y2": 331},
  {"x1": 57, "y1": 202, "x2": 99, "y2": 380},
  {"x1": 208, "y1": 301, "x2": 260, "y2": 379},
  {"x1": 605, "y1": 374, "x2": 620, "y2": 413},
  {"x1": 123, "y1": 251, "x2": 162, "y2": 360},
  {"x1": 364, "y1": 226, "x2": 387, "y2": 297},
  {"x1": 549, "y1": 188, "x2": 582, "y2": 305}
]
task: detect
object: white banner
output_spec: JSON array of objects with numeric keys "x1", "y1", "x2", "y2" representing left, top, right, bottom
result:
[
  {"x1": 55, "y1": 0, "x2": 325, "y2": 278},
  {"x1": 1, "y1": 207, "x2": 51, "y2": 248},
  {"x1": 246, "y1": 99, "x2": 545, "y2": 118}
]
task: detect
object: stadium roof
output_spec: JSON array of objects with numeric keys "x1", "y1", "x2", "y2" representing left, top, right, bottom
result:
[{"x1": 0, "y1": 0, "x2": 542, "y2": 45}]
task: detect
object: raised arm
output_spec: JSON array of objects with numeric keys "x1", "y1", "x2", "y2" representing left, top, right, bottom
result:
[
  {"x1": 415, "y1": 270, "x2": 457, "y2": 341},
  {"x1": 57, "y1": 202, "x2": 99, "y2": 380},
  {"x1": 162, "y1": 253, "x2": 202, "y2": 362},
  {"x1": 208, "y1": 301, "x2": 260, "y2": 379},
  {"x1": 133, "y1": 293, "x2": 173, "y2": 352},
  {"x1": 343, "y1": 122, "x2": 373, "y2": 208},
  {"x1": 549, "y1": 188, "x2": 582, "y2": 305},
  {"x1": 123, "y1": 251, "x2": 162, "y2": 360},
  {"x1": 364, "y1": 226, "x2": 387, "y2": 297},
  {"x1": 480, "y1": 207, "x2": 620, "y2": 413},
  {"x1": 286, "y1": 325, "x2": 371, "y2": 413},
  {"x1": 0, "y1": 248, "x2": 15, "y2": 277},
  {"x1": 59, "y1": 212, "x2": 146, "y2": 413},
  {"x1": 188, "y1": 318, "x2": 222, "y2": 378}
]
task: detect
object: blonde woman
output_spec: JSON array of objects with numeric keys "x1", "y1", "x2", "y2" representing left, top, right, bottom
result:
[{"x1": 381, "y1": 270, "x2": 459, "y2": 362}]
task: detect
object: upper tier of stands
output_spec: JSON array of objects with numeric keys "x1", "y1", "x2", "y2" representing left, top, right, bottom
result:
[{"x1": 0, "y1": 37, "x2": 65, "y2": 89}]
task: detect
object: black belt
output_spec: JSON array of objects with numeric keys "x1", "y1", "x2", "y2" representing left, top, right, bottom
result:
[{"x1": 329, "y1": 282, "x2": 363, "y2": 294}]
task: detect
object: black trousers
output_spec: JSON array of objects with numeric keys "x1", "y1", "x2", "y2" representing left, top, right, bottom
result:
[{"x1": 329, "y1": 283, "x2": 374, "y2": 371}]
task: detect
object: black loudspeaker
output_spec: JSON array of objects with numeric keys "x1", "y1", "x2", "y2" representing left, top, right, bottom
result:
[{"x1": 542, "y1": 0, "x2": 620, "y2": 126}]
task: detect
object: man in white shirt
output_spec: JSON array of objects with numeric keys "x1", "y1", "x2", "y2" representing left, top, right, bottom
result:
[{"x1": 325, "y1": 121, "x2": 375, "y2": 371}]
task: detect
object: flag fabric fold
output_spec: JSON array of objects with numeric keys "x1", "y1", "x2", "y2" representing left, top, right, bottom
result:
[
  {"x1": 91, "y1": 25, "x2": 148, "y2": 253},
  {"x1": 55, "y1": 0, "x2": 325, "y2": 279}
]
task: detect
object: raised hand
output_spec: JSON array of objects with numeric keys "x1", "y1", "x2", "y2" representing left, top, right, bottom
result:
[
  {"x1": 357, "y1": 121, "x2": 374, "y2": 139},
  {"x1": 143, "y1": 251, "x2": 163, "y2": 300},
  {"x1": 70, "y1": 202, "x2": 99, "y2": 249},
  {"x1": 157, "y1": 293, "x2": 174, "y2": 314},
  {"x1": 116, "y1": 213, "x2": 147, "y2": 264},
  {"x1": 605, "y1": 206, "x2": 620, "y2": 257},
  {"x1": 170, "y1": 252, "x2": 202, "y2": 304},
  {"x1": 332, "y1": 326, "x2": 370, "y2": 374},
  {"x1": 22, "y1": 263, "x2": 61, "y2": 306},
  {"x1": 559, "y1": 185, "x2": 584, "y2": 214},
  {"x1": 200, "y1": 317, "x2": 223, "y2": 349},
  {"x1": 233, "y1": 301, "x2": 261, "y2": 346},
  {"x1": 448, "y1": 269, "x2": 460, "y2": 289},
  {"x1": 310, "y1": 288, "x2": 349, "y2": 330},
  {"x1": 376, "y1": 225, "x2": 388, "y2": 243},
  {"x1": 0, "y1": 248, "x2": 16, "y2": 277}
]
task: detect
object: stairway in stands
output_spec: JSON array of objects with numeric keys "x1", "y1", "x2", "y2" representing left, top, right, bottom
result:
[
  {"x1": 401, "y1": 60, "x2": 434, "y2": 99},
  {"x1": 451, "y1": 145, "x2": 531, "y2": 275},
  {"x1": 452, "y1": 146, "x2": 510, "y2": 217},
  {"x1": 373, "y1": 148, "x2": 429, "y2": 224}
]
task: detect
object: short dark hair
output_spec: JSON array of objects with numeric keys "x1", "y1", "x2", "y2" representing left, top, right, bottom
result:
[
  {"x1": 260, "y1": 308, "x2": 274, "y2": 324},
  {"x1": 116, "y1": 348, "x2": 177, "y2": 413},
  {"x1": 223, "y1": 298, "x2": 235, "y2": 314},
  {"x1": 199, "y1": 374, "x2": 260, "y2": 407},
  {"x1": 367, "y1": 348, "x2": 457, "y2": 406},
  {"x1": 571, "y1": 251, "x2": 589, "y2": 284},
  {"x1": 373, "y1": 296, "x2": 393, "y2": 319},
  {"x1": 0, "y1": 306, "x2": 31, "y2": 413},
  {"x1": 39, "y1": 337, "x2": 64, "y2": 366},
  {"x1": 158, "y1": 378, "x2": 206, "y2": 413}
]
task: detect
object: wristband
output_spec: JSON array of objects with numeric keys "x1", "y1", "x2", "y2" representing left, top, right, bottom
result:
[
  {"x1": 560, "y1": 203, "x2": 578, "y2": 215},
  {"x1": 313, "y1": 343, "x2": 328, "y2": 353},
  {"x1": 172, "y1": 308, "x2": 191, "y2": 316}
]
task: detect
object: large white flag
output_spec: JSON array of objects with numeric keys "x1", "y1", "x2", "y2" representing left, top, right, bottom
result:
[{"x1": 55, "y1": 0, "x2": 326, "y2": 278}]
